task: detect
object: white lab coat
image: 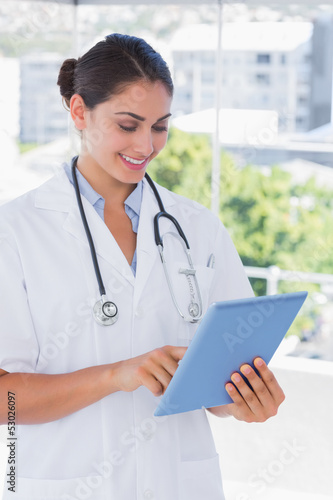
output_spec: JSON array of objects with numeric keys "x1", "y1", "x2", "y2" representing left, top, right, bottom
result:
[{"x1": 0, "y1": 167, "x2": 253, "y2": 500}]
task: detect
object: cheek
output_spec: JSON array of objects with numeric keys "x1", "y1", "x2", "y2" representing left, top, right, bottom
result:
[
  {"x1": 98, "y1": 117, "x2": 113, "y2": 135},
  {"x1": 153, "y1": 134, "x2": 168, "y2": 155},
  {"x1": 84, "y1": 128, "x2": 105, "y2": 153},
  {"x1": 84, "y1": 120, "x2": 114, "y2": 152},
  {"x1": 85, "y1": 118, "x2": 126, "y2": 152},
  {"x1": 102, "y1": 129, "x2": 129, "y2": 154}
]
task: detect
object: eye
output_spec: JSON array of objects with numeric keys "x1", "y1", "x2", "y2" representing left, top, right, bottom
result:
[
  {"x1": 119, "y1": 124, "x2": 137, "y2": 132},
  {"x1": 152, "y1": 125, "x2": 168, "y2": 133}
]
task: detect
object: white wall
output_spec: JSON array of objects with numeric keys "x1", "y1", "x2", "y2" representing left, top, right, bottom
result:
[{"x1": 209, "y1": 355, "x2": 333, "y2": 500}]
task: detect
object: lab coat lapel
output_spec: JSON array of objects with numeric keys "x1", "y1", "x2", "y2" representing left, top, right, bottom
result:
[
  {"x1": 35, "y1": 168, "x2": 135, "y2": 286},
  {"x1": 64, "y1": 198, "x2": 135, "y2": 285},
  {"x1": 133, "y1": 178, "x2": 175, "y2": 309}
]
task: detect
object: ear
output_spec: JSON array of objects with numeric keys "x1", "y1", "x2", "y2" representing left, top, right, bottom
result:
[{"x1": 70, "y1": 94, "x2": 88, "y2": 130}]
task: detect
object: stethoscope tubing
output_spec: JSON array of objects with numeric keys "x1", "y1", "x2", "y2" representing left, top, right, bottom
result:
[
  {"x1": 72, "y1": 159, "x2": 106, "y2": 298},
  {"x1": 144, "y1": 173, "x2": 190, "y2": 249},
  {"x1": 71, "y1": 157, "x2": 203, "y2": 324}
]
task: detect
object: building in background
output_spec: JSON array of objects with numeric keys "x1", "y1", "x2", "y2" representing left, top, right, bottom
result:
[
  {"x1": 20, "y1": 53, "x2": 67, "y2": 144},
  {"x1": 0, "y1": 57, "x2": 21, "y2": 186},
  {"x1": 16, "y1": 17, "x2": 333, "y2": 144},
  {"x1": 309, "y1": 13, "x2": 333, "y2": 130},
  {"x1": 170, "y1": 21, "x2": 330, "y2": 134},
  {"x1": 0, "y1": 57, "x2": 20, "y2": 139}
]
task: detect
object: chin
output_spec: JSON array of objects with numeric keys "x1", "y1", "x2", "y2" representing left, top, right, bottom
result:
[{"x1": 118, "y1": 167, "x2": 147, "y2": 185}]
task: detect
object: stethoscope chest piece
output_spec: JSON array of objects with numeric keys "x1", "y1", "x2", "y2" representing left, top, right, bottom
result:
[
  {"x1": 189, "y1": 302, "x2": 200, "y2": 318},
  {"x1": 93, "y1": 298, "x2": 118, "y2": 326}
]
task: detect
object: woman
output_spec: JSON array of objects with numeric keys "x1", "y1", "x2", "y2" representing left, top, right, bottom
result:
[{"x1": 0, "y1": 34, "x2": 284, "y2": 500}]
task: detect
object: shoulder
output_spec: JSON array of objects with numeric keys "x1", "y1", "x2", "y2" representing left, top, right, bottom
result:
[
  {"x1": 0, "y1": 168, "x2": 70, "y2": 234},
  {"x1": 0, "y1": 186, "x2": 40, "y2": 234}
]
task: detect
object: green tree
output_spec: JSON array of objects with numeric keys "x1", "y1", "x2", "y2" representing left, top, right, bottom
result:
[
  {"x1": 150, "y1": 128, "x2": 333, "y2": 337},
  {"x1": 148, "y1": 127, "x2": 212, "y2": 203},
  {"x1": 151, "y1": 128, "x2": 333, "y2": 276}
]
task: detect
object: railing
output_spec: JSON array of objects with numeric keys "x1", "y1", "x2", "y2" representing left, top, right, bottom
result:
[{"x1": 245, "y1": 265, "x2": 333, "y2": 296}]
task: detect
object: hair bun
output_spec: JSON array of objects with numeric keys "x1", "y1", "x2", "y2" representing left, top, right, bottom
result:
[{"x1": 57, "y1": 58, "x2": 78, "y2": 108}]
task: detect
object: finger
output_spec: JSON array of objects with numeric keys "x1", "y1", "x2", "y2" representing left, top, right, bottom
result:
[
  {"x1": 151, "y1": 348, "x2": 183, "y2": 378},
  {"x1": 164, "y1": 345, "x2": 187, "y2": 362},
  {"x1": 240, "y1": 363, "x2": 272, "y2": 407},
  {"x1": 137, "y1": 366, "x2": 164, "y2": 397},
  {"x1": 254, "y1": 358, "x2": 285, "y2": 405},
  {"x1": 150, "y1": 365, "x2": 173, "y2": 394},
  {"x1": 145, "y1": 349, "x2": 182, "y2": 394},
  {"x1": 240, "y1": 365, "x2": 277, "y2": 418},
  {"x1": 225, "y1": 382, "x2": 255, "y2": 422},
  {"x1": 230, "y1": 371, "x2": 263, "y2": 415},
  {"x1": 239, "y1": 361, "x2": 285, "y2": 419}
]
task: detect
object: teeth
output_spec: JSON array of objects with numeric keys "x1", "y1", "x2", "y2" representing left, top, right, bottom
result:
[{"x1": 120, "y1": 154, "x2": 146, "y2": 165}]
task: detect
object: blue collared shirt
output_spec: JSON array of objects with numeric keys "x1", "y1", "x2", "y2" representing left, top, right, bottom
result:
[{"x1": 64, "y1": 159, "x2": 143, "y2": 276}]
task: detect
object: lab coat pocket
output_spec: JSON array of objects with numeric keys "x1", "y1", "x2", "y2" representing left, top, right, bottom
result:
[
  {"x1": 179, "y1": 454, "x2": 225, "y2": 500},
  {"x1": 195, "y1": 265, "x2": 216, "y2": 312},
  {"x1": 176, "y1": 265, "x2": 216, "y2": 346},
  {"x1": 10, "y1": 475, "x2": 105, "y2": 500}
]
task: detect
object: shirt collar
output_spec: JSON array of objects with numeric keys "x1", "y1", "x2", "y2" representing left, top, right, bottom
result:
[
  {"x1": 64, "y1": 157, "x2": 103, "y2": 208},
  {"x1": 64, "y1": 157, "x2": 143, "y2": 214},
  {"x1": 124, "y1": 180, "x2": 143, "y2": 217}
]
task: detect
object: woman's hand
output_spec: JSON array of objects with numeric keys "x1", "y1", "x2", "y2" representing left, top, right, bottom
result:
[
  {"x1": 224, "y1": 357, "x2": 285, "y2": 422},
  {"x1": 112, "y1": 345, "x2": 187, "y2": 397},
  {"x1": 209, "y1": 357, "x2": 285, "y2": 422}
]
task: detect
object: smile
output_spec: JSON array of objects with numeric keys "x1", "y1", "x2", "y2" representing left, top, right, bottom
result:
[
  {"x1": 120, "y1": 154, "x2": 147, "y2": 165},
  {"x1": 119, "y1": 153, "x2": 150, "y2": 171}
]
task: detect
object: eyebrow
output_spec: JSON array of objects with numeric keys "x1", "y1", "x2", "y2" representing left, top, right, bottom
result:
[{"x1": 115, "y1": 112, "x2": 172, "y2": 122}]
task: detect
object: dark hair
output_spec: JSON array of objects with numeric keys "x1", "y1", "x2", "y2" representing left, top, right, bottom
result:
[{"x1": 57, "y1": 33, "x2": 173, "y2": 110}]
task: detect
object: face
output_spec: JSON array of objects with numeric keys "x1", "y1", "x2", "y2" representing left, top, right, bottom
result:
[{"x1": 76, "y1": 81, "x2": 172, "y2": 188}]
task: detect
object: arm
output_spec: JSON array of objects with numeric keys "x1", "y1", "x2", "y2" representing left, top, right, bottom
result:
[
  {"x1": 207, "y1": 357, "x2": 285, "y2": 422},
  {"x1": 0, "y1": 345, "x2": 187, "y2": 425},
  {"x1": 0, "y1": 366, "x2": 118, "y2": 425}
]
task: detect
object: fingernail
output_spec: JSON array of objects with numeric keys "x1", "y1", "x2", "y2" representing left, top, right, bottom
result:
[
  {"x1": 232, "y1": 373, "x2": 241, "y2": 383},
  {"x1": 255, "y1": 358, "x2": 264, "y2": 367},
  {"x1": 241, "y1": 365, "x2": 251, "y2": 375},
  {"x1": 226, "y1": 383, "x2": 234, "y2": 392}
]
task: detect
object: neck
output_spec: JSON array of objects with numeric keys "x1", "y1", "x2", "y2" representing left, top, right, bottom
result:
[{"x1": 76, "y1": 155, "x2": 136, "y2": 206}]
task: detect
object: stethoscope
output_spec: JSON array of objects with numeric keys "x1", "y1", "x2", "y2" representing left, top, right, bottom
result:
[{"x1": 71, "y1": 157, "x2": 203, "y2": 326}]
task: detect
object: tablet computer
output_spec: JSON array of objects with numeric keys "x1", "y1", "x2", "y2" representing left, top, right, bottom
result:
[{"x1": 154, "y1": 291, "x2": 307, "y2": 416}]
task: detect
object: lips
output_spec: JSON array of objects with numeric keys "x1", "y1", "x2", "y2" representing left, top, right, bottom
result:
[{"x1": 119, "y1": 153, "x2": 150, "y2": 171}]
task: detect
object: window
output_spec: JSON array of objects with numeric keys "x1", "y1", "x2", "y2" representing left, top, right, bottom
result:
[
  {"x1": 202, "y1": 70, "x2": 215, "y2": 84},
  {"x1": 256, "y1": 73, "x2": 271, "y2": 85},
  {"x1": 201, "y1": 51, "x2": 215, "y2": 65},
  {"x1": 298, "y1": 95, "x2": 308, "y2": 105},
  {"x1": 296, "y1": 115, "x2": 306, "y2": 125},
  {"x1": 257, "y1": 53, "x2": 271, "y2": 64},
  {"x1": 303, "y1": 53, "x2": 312, "y2": 64}
]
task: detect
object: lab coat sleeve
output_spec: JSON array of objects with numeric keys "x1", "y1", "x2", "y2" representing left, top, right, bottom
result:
[
  {"x1": 208, "y1": 219, "x2": 254, "y2": 304},
  {"x1": 0, "y1": 234, "x2": 39, "y2": 373}
]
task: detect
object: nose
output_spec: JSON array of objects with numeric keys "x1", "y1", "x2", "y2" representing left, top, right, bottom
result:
[{"x1": 133, "y1": 129, "x2": 154, "y2": 157}]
